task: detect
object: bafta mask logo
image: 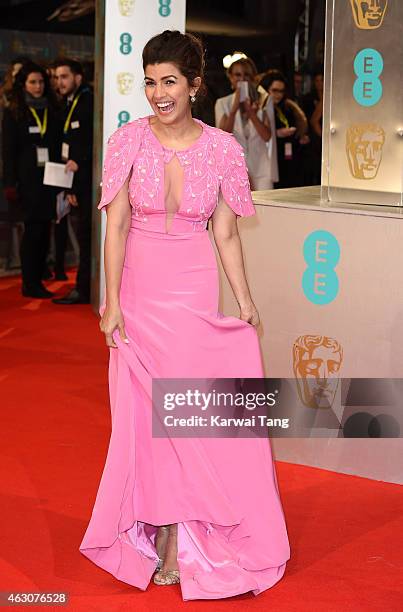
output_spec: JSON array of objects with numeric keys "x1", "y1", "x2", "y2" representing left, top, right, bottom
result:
[
  {"x1": 346, "y1": 124, "x2": 385, "y2": 180},
  {"x1": 118, "y1": 0, "x2": 135, "y2": 16},
  {"x1": 349, "y1": 0, "x2": 388, "y2": 30},
  {"x1": 293, "y1": 335, "x2": 343, "y2": 410},
  {"x1": 117, "y1": 72, "x2": 134, "y2": 95}
]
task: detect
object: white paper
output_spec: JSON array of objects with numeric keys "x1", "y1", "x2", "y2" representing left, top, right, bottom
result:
[
  {"x1": 56, "y1": 191, "x2": 71, "y2": 224},
  {"x1": 43, "y1": 162, "x2": 74, "y2": 189}
]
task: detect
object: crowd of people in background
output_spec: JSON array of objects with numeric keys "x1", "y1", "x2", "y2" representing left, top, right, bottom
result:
[
  {"x1": 0, "y1": 56, "x2": 93, "y2": 302},
  {"x1": 214, "y1": 56, "x2": 323, "y2": 191},
  {"x1": 0, "y1": 52, "x2": 323, "y2": 301}
]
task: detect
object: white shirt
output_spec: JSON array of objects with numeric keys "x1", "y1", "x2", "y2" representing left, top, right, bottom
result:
[{"x1": 215, "y1": 92, "x2": 274, "y2": 181}]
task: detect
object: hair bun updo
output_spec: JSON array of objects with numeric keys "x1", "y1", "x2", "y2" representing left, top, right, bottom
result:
[{"x1": 142, "y1": 30, "x2": 207, "y2": 99}]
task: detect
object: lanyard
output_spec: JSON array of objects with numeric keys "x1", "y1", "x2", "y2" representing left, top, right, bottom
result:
[
  {"x1": 29, "y1": 107, "x2": 48, "y2": 137},
  {"x1": 276, "y1": 105, "x2": 289, "y2": 129},
  {"x1": 63, "y1": 92, "x2": 82, "y2": 134}
]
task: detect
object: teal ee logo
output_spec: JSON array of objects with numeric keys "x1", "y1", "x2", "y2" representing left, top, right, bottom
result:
[
  {"x1": 120, "y1": 32, "x2": 133, "y2": 55},
  {"x1": 353, "y1": 48, "x2": 383, "y2": 107},
  {"x1": 302, "y1": 230, "x2": 340, "y2": 305},
  {"x1": 118, "y1": 110, "x2": 130, "y2": 127},
  {"x1": 159, "y1": 0, "x2": 171, "y2": 17}
]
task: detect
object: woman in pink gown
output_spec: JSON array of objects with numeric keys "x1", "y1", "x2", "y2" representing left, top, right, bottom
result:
[{"x1": 79, "y1": 30, "x2": 290, "y2": 600}]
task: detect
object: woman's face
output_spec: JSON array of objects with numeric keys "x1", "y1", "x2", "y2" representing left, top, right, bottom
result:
[
  {"x1": 268, "y1": 79, "x2": 286, "y2": 105},
  {"x1": 228, "y1": 62, "x2": 254, "y2": 89},
  {"x1": 144, "y1": 62, "x2": 199, "y2": 124},
  {"x1": 25, "y1": 72, "x2": 45, "y2": 98}
]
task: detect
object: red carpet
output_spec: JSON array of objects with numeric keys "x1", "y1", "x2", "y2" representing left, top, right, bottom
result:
[{"x1": 1, "y1": 272, "x2": 402, "y2": 611}]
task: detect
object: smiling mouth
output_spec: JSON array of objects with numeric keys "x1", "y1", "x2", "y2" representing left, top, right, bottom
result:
[{"x1": 156, "y1": 101, "x2": 175, "y2": 114}]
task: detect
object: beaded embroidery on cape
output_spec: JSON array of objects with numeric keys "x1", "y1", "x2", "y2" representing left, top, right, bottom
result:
[{"x1": 98, "y1": 116, "x2": 256, "y2": 224}]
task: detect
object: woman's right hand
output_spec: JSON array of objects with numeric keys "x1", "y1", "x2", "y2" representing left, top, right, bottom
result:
[
  {"x1": 99, "y1": 303, "x2": 129, "y2": 348},
  {"x1": 239, "y1": 301, "x2": 260, "y2": 328},
  {"x1": 231, "y1": 86, "x2": 241, "y2": 114}
]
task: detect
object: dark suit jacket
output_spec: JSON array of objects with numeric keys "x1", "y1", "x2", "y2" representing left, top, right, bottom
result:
[
  {"x1": 2, "y1": 104, "x2": 61, "y2": 221},
  {"x1": 60, "y1": 84, "x2": 93, "y2": 194}
]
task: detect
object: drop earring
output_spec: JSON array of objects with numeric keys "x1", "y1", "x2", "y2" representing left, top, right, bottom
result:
[{"x1": 190, "y1": 94, "x2": 196, "y2": 103}]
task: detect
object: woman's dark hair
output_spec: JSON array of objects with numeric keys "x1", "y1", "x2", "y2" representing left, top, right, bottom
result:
[
  {"x1": 142, "y1": 30, "x2": 207, "y2": 99},
  {"x1": 9, "y1": 61, "x2": 56, "y2": 119},
  {"x1": 259, "y1": 69, "x2": 289, "y2": 99}
]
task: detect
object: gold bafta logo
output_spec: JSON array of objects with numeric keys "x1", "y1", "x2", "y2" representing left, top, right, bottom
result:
[
  {"x1": 118, "y1": 0, "x2": 135, "y2": 16},
  {"x1": 117, "y1": 72, "x2": 134, "y2": 95},
  {"x1": 349, "y1": 0, "x2": 388, "y2": 30},
  {"x1": 346, "y1": 124, "x2": 385, "y2": 180},
  {"x1": 293, "y1": 335, "x2": 343, "y2": 410}
]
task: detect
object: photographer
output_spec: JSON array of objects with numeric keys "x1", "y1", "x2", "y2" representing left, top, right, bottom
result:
[{"x1": 215, "y1": 57, "x2": 272, "y2": 190}]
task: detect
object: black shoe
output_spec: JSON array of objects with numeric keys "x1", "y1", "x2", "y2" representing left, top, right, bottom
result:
[
  {"x1": 54, "y1": 271, "x2": 68, "y2": 281},
  {"x1": 22, "y1": 283, "x2": 54, "y2": 299},
  {"x1": 42, "y1": 268, "x2": 53, "y2": 280},
  {"x1": 52, "y1": 288, "x2": 90, "y2": 305}
]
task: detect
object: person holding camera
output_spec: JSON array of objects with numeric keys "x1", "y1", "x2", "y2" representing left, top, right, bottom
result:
[{"x1": 214, "y1": 57, "x2": 273, "y2": 190}]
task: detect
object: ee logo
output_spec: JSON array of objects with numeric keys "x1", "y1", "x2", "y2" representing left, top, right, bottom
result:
[
  {"x1": 353, "y1": 48, "x2": 383, "y2": 107},
  {"x1": 159, "y1": 0, "x2": 171, "y2": 17},
  {"x1": 302, "y1": 230, "x2": 340, "y2": 305},
  {"x1": 118, "y1": 110, "x2": 130, "y2": 127},
  {"x1": 120, "y1": 32, "x2": 133, "y2": 55}
]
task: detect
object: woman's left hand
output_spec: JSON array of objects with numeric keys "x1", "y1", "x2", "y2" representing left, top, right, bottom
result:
[
  {"x1": 239, "y1": 302, "x2": 260, "y2": 327},
  {"x1": 299, "y1": 134, "x2": 310, "y2": 145},
  {"x1": 66, "y1": 193, "x2": 78, "y2": 207}
]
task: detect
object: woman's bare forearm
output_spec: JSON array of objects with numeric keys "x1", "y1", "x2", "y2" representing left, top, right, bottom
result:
[
  {"x1": 104, "y1": 221, "x2": 130, "y2": 307},
  {"x1": 310, "y1": 103, "x2": 323, "y2": 137},
  {"x1": 220, "y1": 111, "x2": 237, "y2": 134},
  {"x1": 249, "y1": 113, "x2": 271, "y2": 141},
  {"x1": 214, "y1": 233, "x2": 254, "y2": 308}
]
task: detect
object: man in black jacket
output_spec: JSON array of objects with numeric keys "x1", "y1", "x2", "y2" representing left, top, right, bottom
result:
[{"x1": 52, "y1": 58, "x2": 93, "y2": 305}]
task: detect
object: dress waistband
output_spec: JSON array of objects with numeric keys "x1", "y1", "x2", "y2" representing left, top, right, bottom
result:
[{"x1": 130, "y1": 214, "x2": 208, "y2": 235}]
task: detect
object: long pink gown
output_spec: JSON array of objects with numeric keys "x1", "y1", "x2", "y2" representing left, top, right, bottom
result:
[{"x1": 79, "y1": 116, "x2": 290, "y2": 600}]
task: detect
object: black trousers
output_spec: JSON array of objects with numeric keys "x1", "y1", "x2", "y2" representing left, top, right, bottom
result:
[
  {"x1": 74, "y1": 188, "x2": 92, "y2": 299},
  {"x1": 20, "y1": 220, "x2": 51, "y2": 289},
  {"x1": 54, "y1": 215, "x2": 68, "y2": 274}
]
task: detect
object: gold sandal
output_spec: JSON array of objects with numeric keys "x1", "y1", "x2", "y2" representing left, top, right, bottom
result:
[
  {"x1": 153, "y1": 569, "x2": 180, "y2": 585},
  {"x1": 154, "y1": 525, "x2": 170, "y2": 572}
]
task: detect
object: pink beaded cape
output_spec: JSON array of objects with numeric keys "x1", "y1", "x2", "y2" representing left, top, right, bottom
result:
[{"x1": 79, "y1": 116, "x2": 290, "y2": 600}]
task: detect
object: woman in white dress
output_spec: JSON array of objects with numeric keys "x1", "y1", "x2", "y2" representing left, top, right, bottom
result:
[{"x1": 214, "y1": 57, "x2": 273, "y2": 190}]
